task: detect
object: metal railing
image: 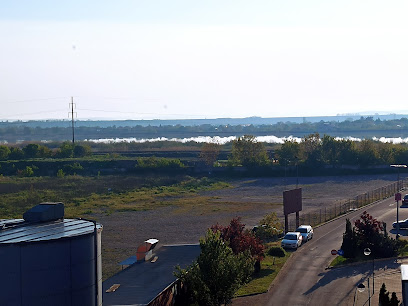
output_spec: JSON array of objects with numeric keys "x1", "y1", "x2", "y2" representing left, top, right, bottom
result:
[{"x1": 287, "y1": 178, "x2": 407, "y2": 230}]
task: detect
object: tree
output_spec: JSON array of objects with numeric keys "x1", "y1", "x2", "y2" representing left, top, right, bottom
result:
[
  {"x1": 74, "y1": 144, "x2": 91, "y2": 157},
  {"x1": 174, "y1": 230, "x2": 255, "y2": 306},
  {"x1": 394, "y1": 145, "x2": 408, "y2": 164},
  {"x1": 254, "y1": 212, "x2": 284, "y2": 241},
  {"x1": 275, "y1": 140, "x2": 300, "y2": 166},
  {"x1": 354, "y1": 211, "x2": 383, "y2": 249},
  {"x1": 353, "y1": 211, "x2": 399, "y2": 258},
  {"x1": 0, "y1": 145, "x2": 10, "y2": 160},
  {"x1": 379, "y1": 283, "x2": 390, "y2": 306},
  {"x1": 199, "y1": 143, "x2": 220, "y2": 166},
  {"x1": 378, "y1": 142, "x2": 395, "y2": 165},
  {"x1": 340, "y1": 218, "x2": 357, "y2": 258},
  {"x1": 38, "y1": 145, "x2": 52, "y2": 158},
  {"x1": 357, "y1": 140, "x2": 380, "y2": 167},
  {"x1": 23, "y1": 143, "x2": 41, "y2": 158},
  {"x1": 336, "y1": 139, "x2": 358, "y2": 165},
  {"x1": 301, "y1": 133, "x2": 323, "y2": 168},
  {"x1": 211, "y1": 217, "x2": 264, "y2": 261},
  {"x1": 390, "y1": 292, "x2": 400, "y2": 306},
  {"x1": 57, "y1": 142, "x2": 74, "y2": 158},
  {"x1": 9, "y1": 147, "x2": 24, "y2": 160},
  {"x1": 229, "y1": 135, "x2": 269, "y2": 167}
]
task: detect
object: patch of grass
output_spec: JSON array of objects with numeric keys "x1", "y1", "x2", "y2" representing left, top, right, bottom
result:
[
  {"x1": 235, "y1": 243, "x2": 291, "y2": 297},
  {"x1": 399, "y1": 244, "x2": 408, "y2": 256},
  {"x1": 329, "y1": 252, "x2": 387, "y2": 267},
  {"x1": 0, "y1": 175, "x2": 232, "y2": 219},
  {"x1": 330, "y1": 255, "x2": 356, "y2": 267}
]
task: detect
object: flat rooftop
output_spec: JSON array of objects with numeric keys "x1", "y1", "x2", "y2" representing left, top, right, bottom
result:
[
  {"x1": 0, "y1": 218, "x2": 102, "y2": 244},
  {"x1": 103, "y1": 244, "x2": 200, "y2": 306}
]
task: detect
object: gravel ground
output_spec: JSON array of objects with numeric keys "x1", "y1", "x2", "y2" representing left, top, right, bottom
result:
[{"x1": 98, "y1": 173, "x2": 401, "y2": 279}]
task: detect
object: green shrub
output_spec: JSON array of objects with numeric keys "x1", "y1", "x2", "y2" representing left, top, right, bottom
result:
[
  {"x1": 57, "y1": 169, "x2": 65, "y2": 178},
  {"x1": 136, "y1": 156, "x2": 185, "y2": 169},
  {"x1": 21, "y1": 166, "x2": 34, "y2": 177},
  {"x1": 73, "y1": 144, "x2": 91, "y2": 157},
  {"x1": 254, "y1": 213, "x2": 284, "y2": 241},
  {"x1": 63, "y1": 162, "x2": 83, "y2": 175},
  {"x1": 267, "y1": 246, "x2": 285, "y2": 257}
]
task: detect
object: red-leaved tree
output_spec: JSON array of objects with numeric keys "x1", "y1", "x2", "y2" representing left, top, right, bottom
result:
[
  {"x1": 211, "y1": 217, "x2": 264, "y2": 261},
  {"x1": 354, "y1": 211, "x2": 383, "y2": 237},
  {"x1": 354, "y1": 211, "x2": 383, "y2": 248}
]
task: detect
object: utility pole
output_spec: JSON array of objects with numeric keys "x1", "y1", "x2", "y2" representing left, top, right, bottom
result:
[{"x1": 69, "y1": 97, "x2": 76, "y2": 144}]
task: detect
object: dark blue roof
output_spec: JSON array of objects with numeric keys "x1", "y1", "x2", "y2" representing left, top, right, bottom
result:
[
  {"x1": 103, "y1": 244, "x2": 200, "y2": 306},
  {"x1": 0, "y1": 218, "x2": 102, "y2": 244}
]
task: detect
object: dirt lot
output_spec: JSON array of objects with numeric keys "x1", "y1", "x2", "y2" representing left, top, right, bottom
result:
[{"x1": 98, "y1": 173, "x2": 402, "y2": 279}]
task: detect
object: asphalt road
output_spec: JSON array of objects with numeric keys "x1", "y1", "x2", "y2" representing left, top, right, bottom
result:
[{"x1": 233, "y1": 195, "x2": 408, "y2": 306}]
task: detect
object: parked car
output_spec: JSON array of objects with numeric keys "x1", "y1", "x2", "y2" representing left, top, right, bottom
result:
[
  {"x1": 281, "y1": 232, "x2": 303, "y2": 249},
  {"x1": 403, "y1": 194, "x2": 408, "y2": 205},
  {"x1": 295, "y1": 225, "x2": 314, "y2": 242},
  {"x1": 393, "y1": 218, "x2": 408, "y2": 229}
]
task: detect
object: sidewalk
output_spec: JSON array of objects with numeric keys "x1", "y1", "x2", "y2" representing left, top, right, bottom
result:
[{"x1": 353, "y1": 258, "x2": 406, "y2": 306}]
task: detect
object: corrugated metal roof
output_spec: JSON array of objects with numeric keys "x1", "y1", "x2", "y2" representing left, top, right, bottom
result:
[
  {"x1": 103, "y1": 244, "x2": 201, "y2": 306},
  {"x1": 0, "y1": 218, "x2": 102, "y2": 244}
]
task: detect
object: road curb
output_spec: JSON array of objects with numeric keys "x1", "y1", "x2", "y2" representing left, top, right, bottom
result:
[
  {"x1": 326, "y1": 255, "x2": 408, "y2": 270},
  {"x1": 313, "y1": 198, "x2": 384, "y2": 230}
]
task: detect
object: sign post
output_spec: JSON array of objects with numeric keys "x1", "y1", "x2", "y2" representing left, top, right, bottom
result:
[
  {"x1": 391, "y1": 164, "x2": 407, "y2": 239},
  {"x1": 396, "y1": 192, "x2": 402, "y2": 238},
  {"x1": 283, "y1": 188, "x2": 302, "y2": 233}
]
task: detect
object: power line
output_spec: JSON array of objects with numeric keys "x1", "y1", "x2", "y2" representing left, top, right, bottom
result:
[
  {"x1": 1, "y1": 96, "x2": 224, "y2": 119},
  {"x1": 2, "y1": 109, "x2": 68, "y2": 118},
  {"x1": 76, "y1": 108, "x2": 204, "y2": 117},
  {"x1": 1, "y1": 97, "x2": 68, "y2": 104}
]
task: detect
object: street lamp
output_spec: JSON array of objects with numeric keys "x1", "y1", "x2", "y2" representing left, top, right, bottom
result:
[
  {"x1": 364, "y1": 248, "x2": 375, "y2": 297},
  {"x1": 390, "y1": 164, "x2": 407, "y2": 239},
  {"x1": 353, "y1": 283, "x2": 366, "y2": 306}
]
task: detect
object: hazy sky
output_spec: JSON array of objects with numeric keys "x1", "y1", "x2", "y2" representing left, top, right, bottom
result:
[{"x1": 1, "y1": 1, "x2": 408, "y2": 120}]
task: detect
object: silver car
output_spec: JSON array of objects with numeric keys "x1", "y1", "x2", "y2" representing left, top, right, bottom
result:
[
  {"x1": 393, "y1": 218, "x2": 408, "y2": 229},
  {"x1": 295, "y1": 225, "x2": 314, "y2": 242},
  {"x1": 281, "y1": 232, "x2": 303, "y2": 249}
]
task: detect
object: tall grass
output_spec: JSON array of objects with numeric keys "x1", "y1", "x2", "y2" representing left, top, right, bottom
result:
[{"x1": 0, "y1": 175, "x2": 231, "y2": 219}]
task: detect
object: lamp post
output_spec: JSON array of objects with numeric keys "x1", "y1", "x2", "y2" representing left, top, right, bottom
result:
[
  {"x1": 366, "y1": 278, "x2": 371, "y2": 306},
  {"x1": 353, "y1": 283, "x2": 366, "y2": 306},
  {"x1": 364, "y1": 248, "x2": 375, "y2": 297},
  {"x1": 390, "y1": 164, "x2": 407, "y2": 239}
]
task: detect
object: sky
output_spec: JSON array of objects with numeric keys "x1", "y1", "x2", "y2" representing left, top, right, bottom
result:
[{"x1": 1, "y1": 1, "x2": 408, "y2": 120}]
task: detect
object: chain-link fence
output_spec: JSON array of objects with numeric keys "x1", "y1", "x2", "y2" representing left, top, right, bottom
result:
[{"x1": 287, "y1": 178, "x2": 408, "y2": 231}]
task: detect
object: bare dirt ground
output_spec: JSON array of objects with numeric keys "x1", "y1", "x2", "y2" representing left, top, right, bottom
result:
[{"x1": 98, "y1": 174, "x2": 399, "y2": 279}]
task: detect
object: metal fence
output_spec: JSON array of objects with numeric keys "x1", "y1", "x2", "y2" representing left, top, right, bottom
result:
[{"x1": 287, "y1": 178, "x2": 408, "y2": 231}]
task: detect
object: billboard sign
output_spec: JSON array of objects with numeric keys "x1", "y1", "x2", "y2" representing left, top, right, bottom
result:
[{"x1": 283, "y1": 188, "x2": 302, "y2": 215}]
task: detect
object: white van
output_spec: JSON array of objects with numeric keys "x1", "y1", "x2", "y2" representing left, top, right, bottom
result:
[{"x1": 295, "y1": 225, "x2": 313, "y2": 242}]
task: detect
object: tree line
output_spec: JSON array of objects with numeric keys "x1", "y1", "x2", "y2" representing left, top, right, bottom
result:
[
  {"x1": 226, "y1": 133, "x2": 408, "y2": 169},
  {"x1": 1, "y1": 116, "x2": 408, "y2": 142},
  {"x1": 0, "y1": 142, "x2": 91, "y2": 160},
  {"x1": 1, "y1": 133, "x2": 408, "y2": 178}
]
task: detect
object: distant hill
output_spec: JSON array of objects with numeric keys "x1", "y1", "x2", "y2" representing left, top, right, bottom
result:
[
  {"x1": 1, "y1": 114, "x2": 407, "y2": 128},
  {"x1": 1, "y1": 114, "x2": 408, "y2": 143}
]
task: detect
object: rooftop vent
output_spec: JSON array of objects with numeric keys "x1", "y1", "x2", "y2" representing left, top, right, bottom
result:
[{"x1": 23, "y1": 202, "x2": 64, "y2": 222}]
